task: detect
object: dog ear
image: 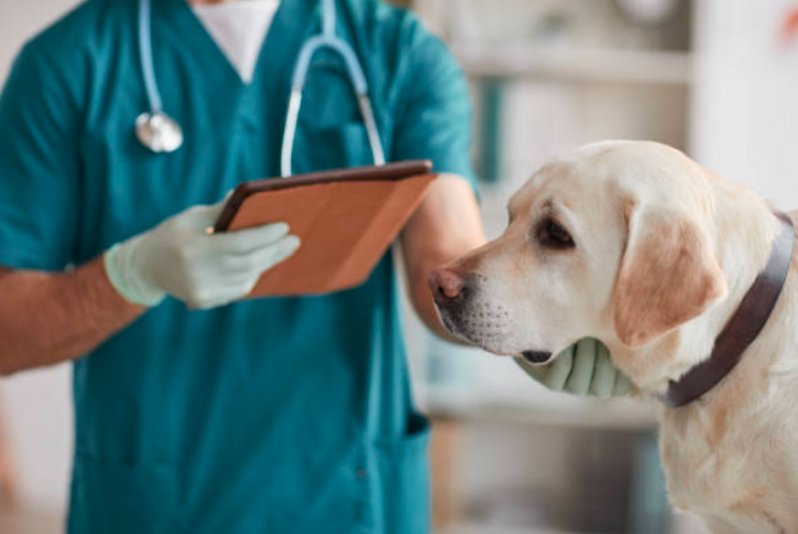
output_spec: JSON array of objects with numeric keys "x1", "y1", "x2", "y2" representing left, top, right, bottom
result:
[{"x1": 613, "y1": 207, "x2": 727, "y2": 347}]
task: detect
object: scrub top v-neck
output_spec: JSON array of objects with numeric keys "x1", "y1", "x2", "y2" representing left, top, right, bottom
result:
[
  {"x1": 0, "y1": 0, "x2": 477, "y2": 533},
  {"x1": 192, "y1": 0, "x2": 279, "y2": 84}
]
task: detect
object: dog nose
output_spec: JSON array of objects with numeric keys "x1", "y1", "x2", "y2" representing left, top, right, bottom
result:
[{"x1": 429, "y1": 269, "x2": 467, "y2": 301}]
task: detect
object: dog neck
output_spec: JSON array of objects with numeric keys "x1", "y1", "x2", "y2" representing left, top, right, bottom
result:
[
  {"x1": 658, "y1": 219, "x2": 798, "y2": 467},
  {"x1": 660, "y1": 212, "x2": 794, "y2": 407},
  {"x1": 606, "y1": 187, "x2": 795, "y2": 397},
  {"x1": 657, "y1": 212, "x2": 798, "y2": 533}
]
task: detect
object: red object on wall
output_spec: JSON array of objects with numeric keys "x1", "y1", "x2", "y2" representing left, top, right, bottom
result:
[{"x1": 778, "y1": 5, "x2": 798, "y2": 45}]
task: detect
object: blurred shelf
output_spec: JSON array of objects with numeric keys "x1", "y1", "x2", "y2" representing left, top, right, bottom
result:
[
  {"x1": 453, "y1": 46, "x2": 694, "y2": 86},
  {"x1": 423, "y1": 388, "x2": 659, "y2": 432}
]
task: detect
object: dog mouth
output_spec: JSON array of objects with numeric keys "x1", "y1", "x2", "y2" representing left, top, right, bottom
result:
[
  {"x1": 521, "y1": 350, "x2": 553, "y2": 365},
  {"x1": 437, "y1": 307, "x2": 553, "y2": 363},
  {"x1": 439, "y1": 314, "x2": 489, "y2": 348},
  {"x1": 437, "y1": 308, "x2": 513, "y2": 354}
]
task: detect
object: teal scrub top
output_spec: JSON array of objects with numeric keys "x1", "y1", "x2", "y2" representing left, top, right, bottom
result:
[{"x1": 0, "y1": 0, "x2": 476, "y2": 532}]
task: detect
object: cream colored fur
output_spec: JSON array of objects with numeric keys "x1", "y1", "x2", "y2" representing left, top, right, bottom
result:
[{"x1": 438, "y1": 141, "x2": 798, "y2": 532}]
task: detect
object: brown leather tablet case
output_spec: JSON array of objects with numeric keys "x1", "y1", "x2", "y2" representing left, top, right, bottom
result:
[{"x1": 214, "y1": 161, "x2": 436, "y2": 297}]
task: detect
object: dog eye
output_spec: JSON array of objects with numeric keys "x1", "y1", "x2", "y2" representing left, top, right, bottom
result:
[{"x1": 537, "y1": 219, "x2": 575, "y2": 250}]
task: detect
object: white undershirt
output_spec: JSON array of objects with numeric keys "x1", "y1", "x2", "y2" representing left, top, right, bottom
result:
[{"x1": 192, "y1": 0, "x2": 280, "y2": 84}]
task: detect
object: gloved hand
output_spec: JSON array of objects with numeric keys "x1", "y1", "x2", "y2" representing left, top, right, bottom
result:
[
  {"x1": 104, "y1": 198, "x2": 300, "y2": 310},
  {"x1": 515, "y1": 338, "x2": 633, "y2": 398}
]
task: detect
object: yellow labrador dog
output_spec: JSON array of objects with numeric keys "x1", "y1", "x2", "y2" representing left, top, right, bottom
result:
[{"x1": 430, "y1": 141, "x2": 798, "y2": 533}]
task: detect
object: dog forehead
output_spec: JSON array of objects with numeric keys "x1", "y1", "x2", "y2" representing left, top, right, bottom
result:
[
  {"x1": 600, "y1": 144, "x2": 714, "y2": 213},
  {"x1": 510, "y1": 159, "x2": 608, "y2": 214},
  {"x1": 514, "y1": 141, "x2": 704, "y2": 211}
]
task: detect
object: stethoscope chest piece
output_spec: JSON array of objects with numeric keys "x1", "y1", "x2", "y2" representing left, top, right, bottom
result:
[{"x1": 135, "y1": 111, "x2": 183, "y2": 154}]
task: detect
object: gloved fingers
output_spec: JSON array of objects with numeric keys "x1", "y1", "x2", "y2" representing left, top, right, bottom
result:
[
  {"x1": 193, "y1": 293, "x2": 238, "y2": 311},
  {"x1": 157, "y1": 192, "x2": 237, "y2": 235},
  {"x1": 565, "y1": 338, "x2": 598, "y2": 395},
  {"x1": 514, "y1": 356, "x2": 551, "y2": 384},
  {"x1": 516, "y1": 339, "x2": 633, "y2": 398},
  {"x1": 215, "y1": 234, "x2": 301, "y2": 274},
  {"x1": 211, "y1": 233, "x2": 299, "y2": 275},
  {"x1": 178, "y1": 200, "x2": 230, "y2": 228},
  {"x1": 187, "y1": 237, "x2": 299, "y2": 304},
  {"x1": 197, "y1": 239, "x2": 298, "y2": 307},
  {"x1": 544, "y1": 346, "x2": 576, "y2": 391},
  {"x1": 193, "y1": 277, "x2": 261, "y2": 310},
  {"x1": 613, "y1": 373, "x2": 634, "y2": 396},
  {"x1": 207, "y1": 195, "x2": 232, "y2": 220},
  {"x1": 517, "y1": 347, "x2": 575, "y2": 392},
  {"x1": 250, "y1": 235, "x2": 301, "y2": 273},
  {"x1": 589, "y1": 343, "x2": 617, "y2": 398},
  {"x1": 206, "y1": 222, "x2": 291, "y2": 256},
  {"x1": 183, "y1": 274, "x2": 256, "y2": 310}
]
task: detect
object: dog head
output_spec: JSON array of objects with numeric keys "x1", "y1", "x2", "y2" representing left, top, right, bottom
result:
[{"x1": 430, "y1": 141, "x2": 731, "y2": 389}]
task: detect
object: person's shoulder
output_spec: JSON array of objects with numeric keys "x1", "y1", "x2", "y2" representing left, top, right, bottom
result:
[
  {"x1": 8, "y1": 0, "x2": 134, "y2": 107},
  {"x1": 364, "y1": 0, "x2": 416, "y2": 27},
  {"x1": 361, "y1": 1, "x2": 440, "y2": 48},
  {"x1": 19, "y1": 0, "x2": 131, "y2": 67},
  {"x1": 353, "y1": 1, "x2": 455, "y2": 74}
]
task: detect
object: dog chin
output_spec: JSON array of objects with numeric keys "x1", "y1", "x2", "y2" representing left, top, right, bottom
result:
[{"x1": 438, "y1": 317, "x2": 489, "y2": 350}]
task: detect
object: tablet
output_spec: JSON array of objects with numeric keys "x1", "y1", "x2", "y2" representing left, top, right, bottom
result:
[{"x1": 214, "y1": 160, "x2": 436, "y2": 297}]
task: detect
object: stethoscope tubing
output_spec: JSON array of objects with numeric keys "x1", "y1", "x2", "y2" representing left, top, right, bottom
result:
[
  {"x1": 137, "y1": 0, "x2": 386, "y2": 174},
  {"x1": 138, "y1": 0, "x2": 162, "y2": 113},
  {"x1": 281, "y1": 0, "x2": 385, "y2": 176}
]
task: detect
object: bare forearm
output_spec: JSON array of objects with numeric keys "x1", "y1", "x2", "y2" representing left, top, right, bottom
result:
[
  {"x1": 402, "y1": 175, "x2": 487, "y2": 341},
  {"x1": 0, "y1": 258, "x2": 146, "y2": 375}
]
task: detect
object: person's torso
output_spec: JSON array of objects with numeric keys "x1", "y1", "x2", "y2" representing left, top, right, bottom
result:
[{"x1": 39, "y1": 0, "x2": 432, "y2": 531}]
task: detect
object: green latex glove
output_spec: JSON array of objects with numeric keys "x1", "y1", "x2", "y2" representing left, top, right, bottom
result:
[
  {"x1": 515, "y1": 338, "x2": 633, "y2": 398},
  {"x1": 104, "y1": 198, "x2": 300, "y2": 310}
]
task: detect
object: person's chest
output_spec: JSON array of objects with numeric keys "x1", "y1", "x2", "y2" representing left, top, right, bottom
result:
[{"x1": 73, "y1": 0, "x2": 403, "y2": 262}]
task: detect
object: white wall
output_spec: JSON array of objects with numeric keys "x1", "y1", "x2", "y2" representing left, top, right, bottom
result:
[
  {"x1": 0, "y1": 1, "x2": 80, "y2": 80},
  {"x1": 692, "y1": 0, "x2": 798, "y2": 209},
  {"x1": 0, "y1": 0, "x2": 82, "y2": 514}
]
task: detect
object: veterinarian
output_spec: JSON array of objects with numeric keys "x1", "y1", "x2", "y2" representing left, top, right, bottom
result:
[{"x1": 0, "y1": 0, "x2": 626, "y2": 532}]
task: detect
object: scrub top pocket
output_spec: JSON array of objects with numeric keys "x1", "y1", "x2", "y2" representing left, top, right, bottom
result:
[
  {"x1": 68, "y1": 454, "x2": 179, "y2": 534},
  {"x1": 291, "y1": 122, "x2": 375, "y2": 174},
  {"x1": 371, "y1": 413, "x2": 432, "y2": 534}
]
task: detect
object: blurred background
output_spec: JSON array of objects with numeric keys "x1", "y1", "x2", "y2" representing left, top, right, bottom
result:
[{"x1": 2, "y1": 0, "x2": 798, "y2": 533}]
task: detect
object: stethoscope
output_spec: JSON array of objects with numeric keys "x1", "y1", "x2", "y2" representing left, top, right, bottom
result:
[{"x1": 135, "y1": 0, "x2": 386, "y2": 177}]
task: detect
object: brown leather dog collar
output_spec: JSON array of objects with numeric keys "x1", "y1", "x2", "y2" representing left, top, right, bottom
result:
[{"x1": 660, "y1": 212, "x2": 795, "y2": 408}]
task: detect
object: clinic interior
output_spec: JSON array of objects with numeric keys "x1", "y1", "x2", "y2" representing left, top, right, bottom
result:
[{"x1": 1, "y1": 0, "x2": 797, "y2": 533}]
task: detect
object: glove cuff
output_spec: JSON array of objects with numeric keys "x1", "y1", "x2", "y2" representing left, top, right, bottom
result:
[{"x1": 104, "y1": 243, "x2": 166, "y2": 308}]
